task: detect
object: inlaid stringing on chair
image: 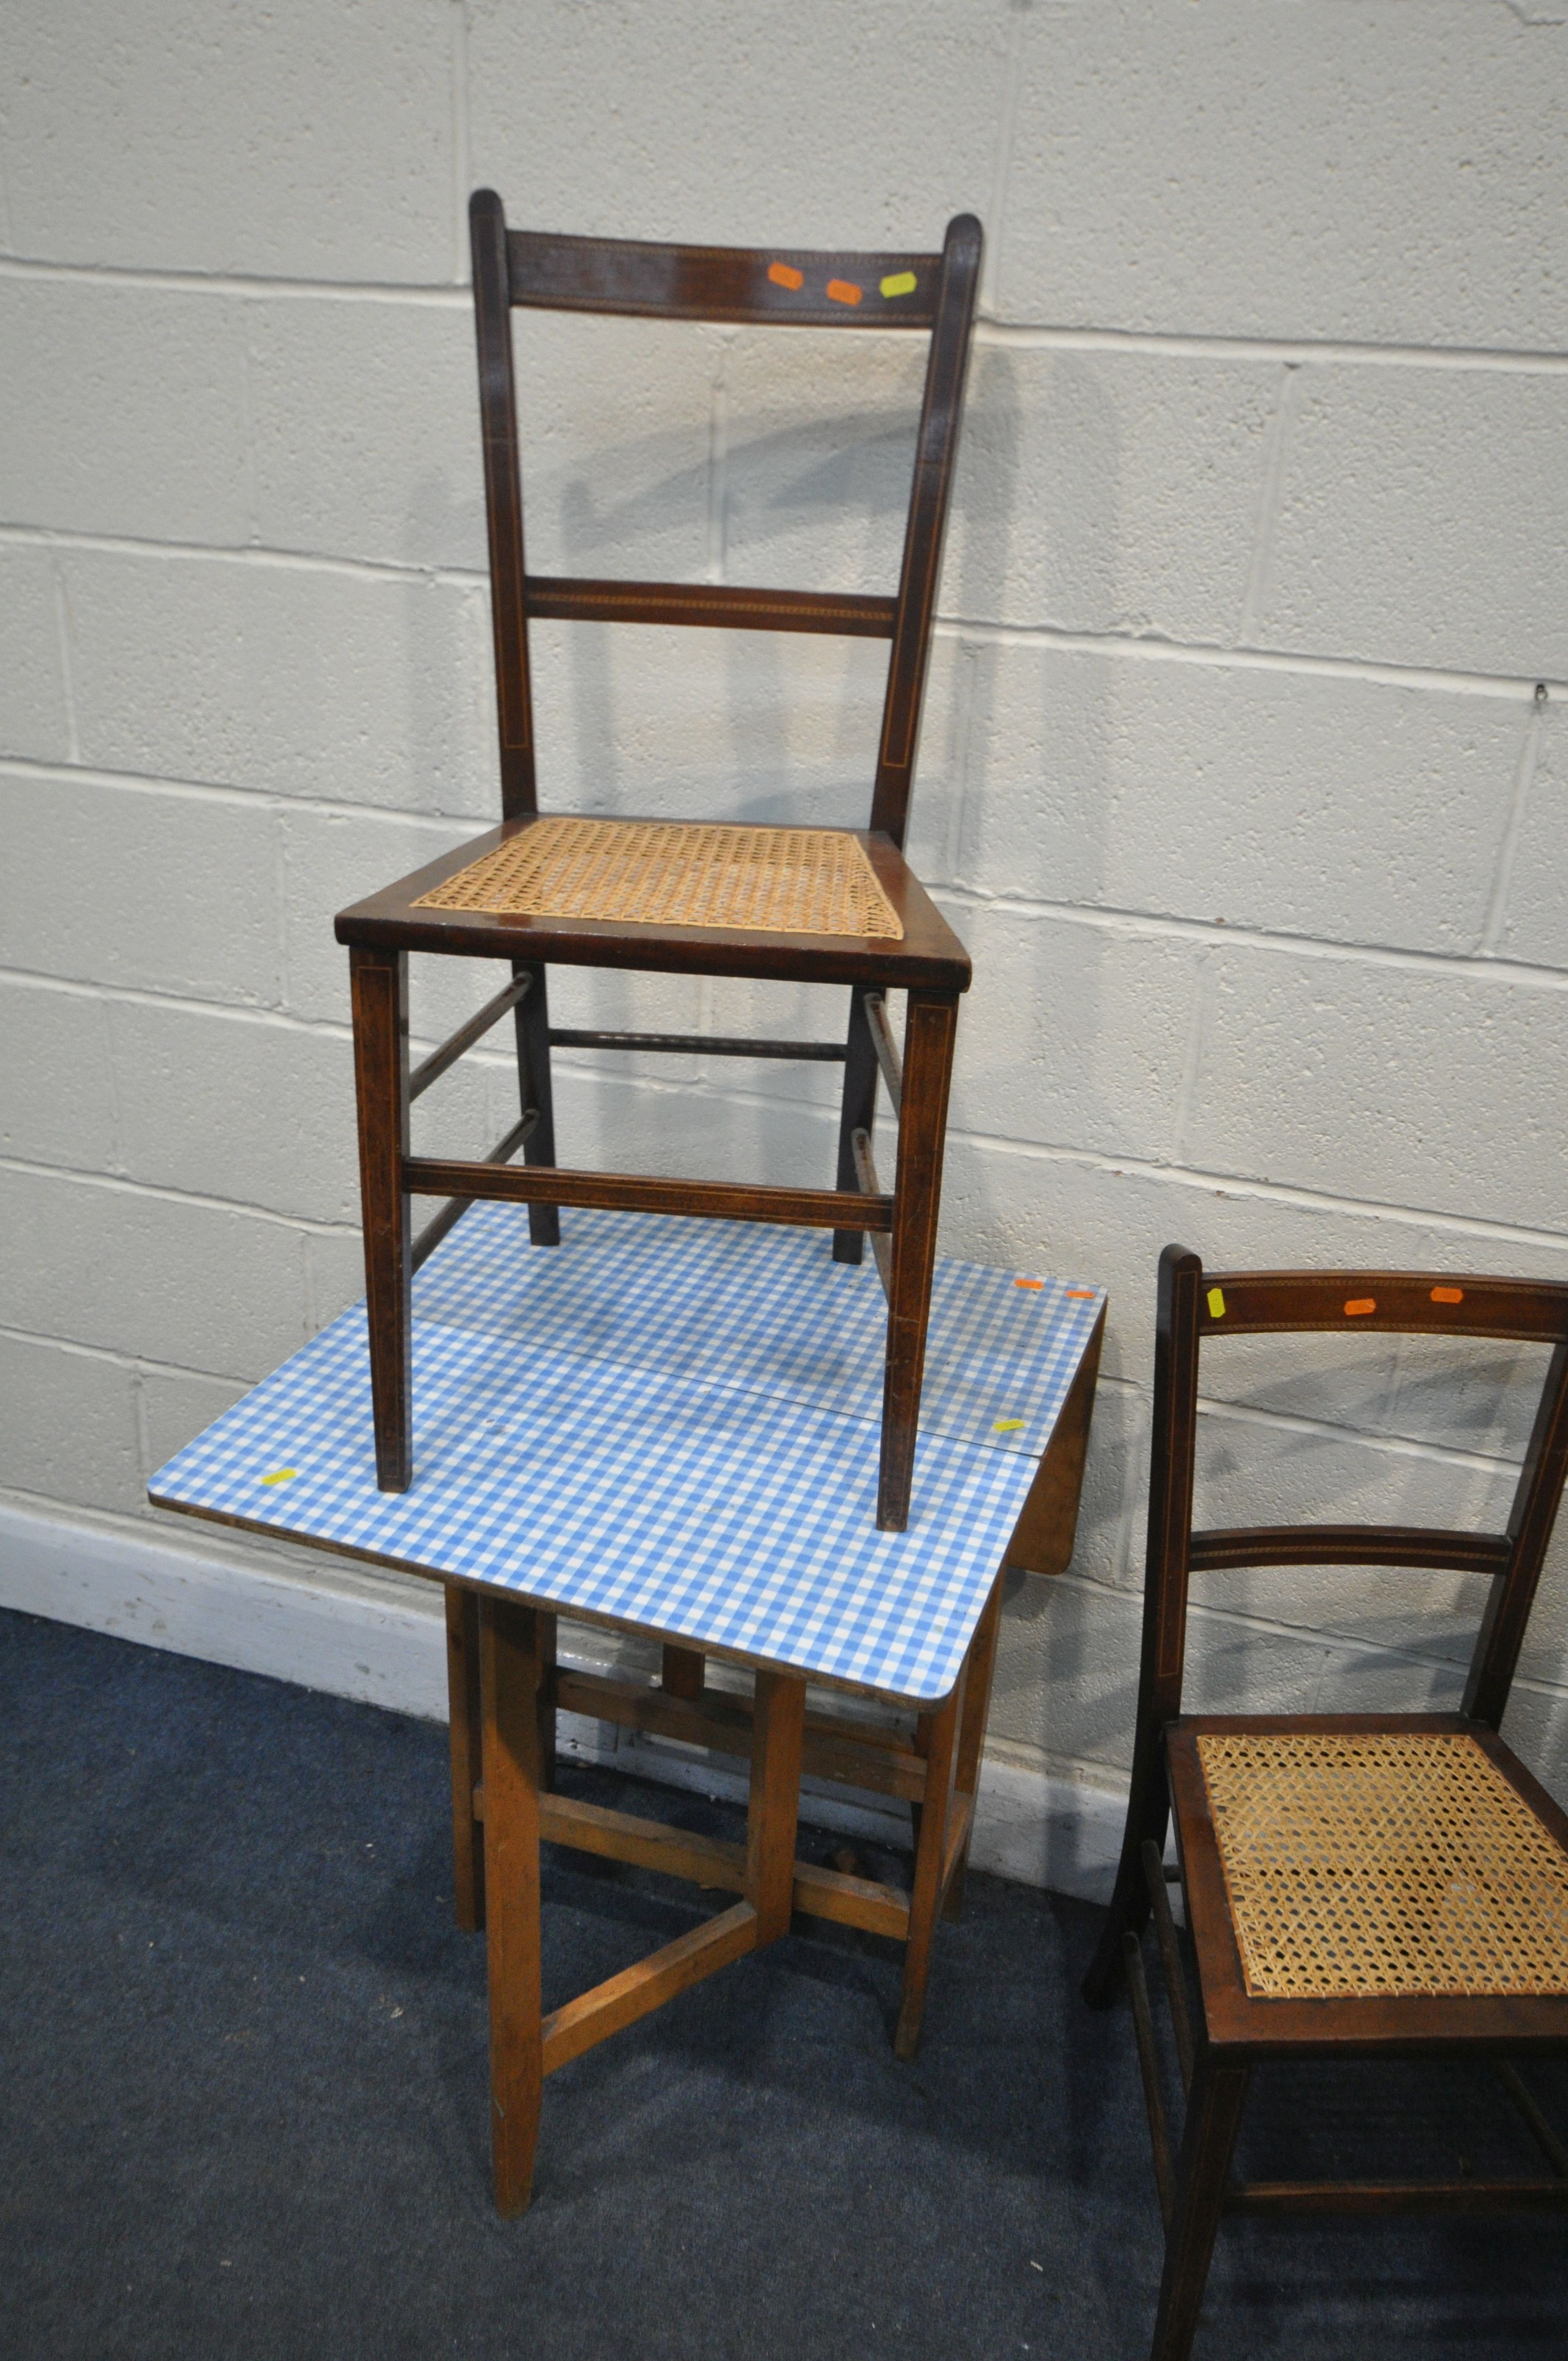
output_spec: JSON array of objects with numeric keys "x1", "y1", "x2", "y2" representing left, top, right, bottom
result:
[
  {"x1": 335, "y1": 191, "x2": 982, "y2": 1531},
  {"x1": 1085, "y1": 1248, "x2": 1568, "y2": 2361}
]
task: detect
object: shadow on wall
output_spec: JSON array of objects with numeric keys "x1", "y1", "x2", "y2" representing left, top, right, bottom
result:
[
  {"x1": 948, "y1": 347, "x2": 1145, "y2": 1206},
  {"x1": 549, "y1": 404, "x2": 918, "y2": 829}
]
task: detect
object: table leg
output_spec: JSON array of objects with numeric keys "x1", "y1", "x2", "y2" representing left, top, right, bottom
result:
[
  {"x1": 896, "y1": 1664, "x2": 965, "y2": 2060},
  {"x1": 944, "y1": 1571, "x2": 1004, "y2": 1923},
  {"x1": 446, "y1": 1585, "x2": 485, "y2": 1933},
  {"x1": 479, "y1": 1595, "x2": 545, "y2": 2217},
  {"x1": 747, "y1": 1671, "x2": 806, "y2": 1944}
]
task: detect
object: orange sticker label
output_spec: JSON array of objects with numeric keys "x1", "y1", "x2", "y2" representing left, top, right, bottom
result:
[
  {"x1": 1430, "y1": 1286, "x2": 1464, "y2": 1305},
  {"x1": 1014, "y1": 1277, "x2": 1043, "y2": 1291},
  {"x1": 1066, "y1": 1289, "x2": 1097, "y2": 1300},
  {"x1": 1344, "y1": 1298, "x2": 1376, "y2": 1317},
  {"x1": 767, "y1": 261, "x2": 804, "y2": 290},
  {"x1": 826, "y1": 278, "x2": 863, "y2": 306}
]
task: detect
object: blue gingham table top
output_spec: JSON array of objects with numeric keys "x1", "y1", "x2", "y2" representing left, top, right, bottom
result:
[{"x1": 149, "y1": 1205, "x2": 1105, "y2": 1705}]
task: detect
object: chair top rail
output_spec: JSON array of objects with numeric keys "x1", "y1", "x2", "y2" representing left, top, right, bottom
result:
[
  {"x1": 1196, "y1": 1268, "x2": 1568, "y2": 1345},
  {"x1": 506, "y1": 224, "x2": 944, "y2": 327}
]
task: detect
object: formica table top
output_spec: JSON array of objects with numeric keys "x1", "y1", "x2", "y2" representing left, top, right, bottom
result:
[{"x1": 149, "y1": 1203, "x2": 1105, "y2": 1706}]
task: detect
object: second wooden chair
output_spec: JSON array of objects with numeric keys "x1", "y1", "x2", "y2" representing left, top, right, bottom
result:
[{"x1": 1087, "y1": 1247, "x2": 1568, "y2": 2360}]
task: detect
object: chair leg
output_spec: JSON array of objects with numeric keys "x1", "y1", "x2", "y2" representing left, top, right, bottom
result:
[
  {"x1": 832, "y1": 986, "x2": 879, "y2": 1266},
  {"x1": 350, "y1": 945, "x2": 412, "y2": 1491},
  {"x1": 446, "y1": 1585, "x2": 485, "y2": 1933},
  {"x1": 478, "y1": 1595, "x2": 546, "y2": 2218},
  {"x1": 896, "y1": 1664, "x2": 963, "y2": 2059},
  {"x1": 1148, "y1": 2060, "x2": 1249, "y2": 2361},
  {"x1": 878, "y1": 988, "x2": 960, "y2": 1530},
  {"x1": 1082, "y1": 1728, "x2": 1173, "y2": 2008},
  {"x1": 513, "y1": 958, "x2": 560, "y2": 1248},
  {"x1": 944, "y1": 1570, "x2": 1004, "y2": 1922}
]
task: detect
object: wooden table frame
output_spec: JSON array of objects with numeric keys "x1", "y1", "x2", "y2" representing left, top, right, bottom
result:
[
  {"x1": 449, "y1": 1575, "x2": 988, "y2": 2215},
  {"x1": 445, "y1": 1312, "x2": 1102, "y2": 2215},
  {"x1": 145, "y1": 1158, "x2": 1104, "y2": 2222}
]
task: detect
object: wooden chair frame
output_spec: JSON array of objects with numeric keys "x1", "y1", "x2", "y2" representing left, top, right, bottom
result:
[
  {"x1": 442, "y1": 1303, "x2": 1104, "y2": 2211},
  {"x1": 1084, "y1": 1247, "x2": 1568, "y2": 2361},
  {"x1": 336, "y1": 191, "x2": 984, "y2": 1530}
]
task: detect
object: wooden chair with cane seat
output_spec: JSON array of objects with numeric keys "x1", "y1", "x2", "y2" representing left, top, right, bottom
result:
[
  {"x1": 1084, "y1": 1246, "x2": 1568, "y2": 2361},
  {"x1": 335, "y1": 191, "x2": 983, "y2": 1534}
]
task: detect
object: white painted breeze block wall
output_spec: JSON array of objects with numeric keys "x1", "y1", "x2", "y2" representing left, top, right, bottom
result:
[{"x1": 4, "y1": 1, "x2": 1568, "y2": 1874}]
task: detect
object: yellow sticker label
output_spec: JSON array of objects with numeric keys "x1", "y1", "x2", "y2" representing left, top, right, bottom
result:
[
  {"x1": 880, "y1": 270, "x2": 918, "y2": 298},
  {"x1": 993, "y1": 1418, "x2": 1025, "y2": 1434},
  {"x1": 1206, "y1": 1288, "x2": 1226, "y2": 1319},
  {"x1": 260, "y1": 1468, "x2": 297, "y2": 1486}
]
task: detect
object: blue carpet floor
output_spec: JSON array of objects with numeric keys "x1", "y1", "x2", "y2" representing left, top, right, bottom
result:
[{"x1": 2, "y1": 1604, "x2": 1565, "y2": 2360}]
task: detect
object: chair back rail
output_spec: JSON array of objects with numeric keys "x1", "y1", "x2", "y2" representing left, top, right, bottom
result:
[
  {"x1": 470, "y1": 189, "x2": 982, "y2": 848},
  {"x1": 1187, "y1": 1525, "x2": 1512, "y2": 1575},
  {"x1": 507, "y1": 228, "x2": 943, "y2": 327},
  {"x1": 1197, "y1": 1268, "x2": 1568, "y2": 1341}
]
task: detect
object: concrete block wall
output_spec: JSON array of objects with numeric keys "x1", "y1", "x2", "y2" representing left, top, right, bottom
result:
[{"x1": 4, "y1": 0, "x2": 1568, "y2": 1841}]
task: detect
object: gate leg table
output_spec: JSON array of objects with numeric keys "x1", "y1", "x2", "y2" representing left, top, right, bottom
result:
[{"x1": 150, "y1": 1204, "x2": 1105, "y2": 2213}]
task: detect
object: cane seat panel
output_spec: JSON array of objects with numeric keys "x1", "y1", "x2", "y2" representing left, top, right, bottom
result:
[
  {"x1": 412, "y1": 815, "x2": 905, "y2": 941},
  {"x1": 1196, "y1": 1728, "x2": 1568, "y2": 2003}
]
